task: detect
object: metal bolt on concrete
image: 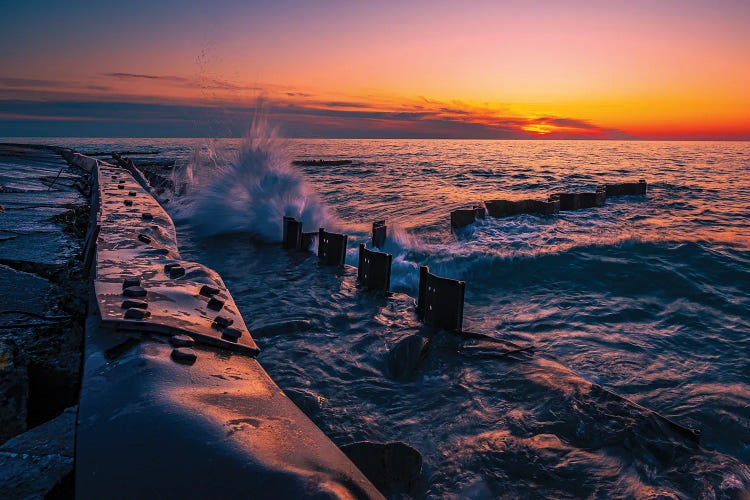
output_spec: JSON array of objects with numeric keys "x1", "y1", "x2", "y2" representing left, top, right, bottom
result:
[
  {"x1": 207, "y1": 298, "x2": 225, "y2": 311},
  {"x1": 222, "y1": 327, "x2": 242, "y2": 341},
  {"x1": 169, "y1": 334, "x2": 195, "y2": 347},
  {"x1": 122, "y1": 277, "x2": 141, "y2": 289},
  {"x1": 122, "y1": 286, "x2": 147, "y2": 298},
  {"x1": 121, "y1": 299, "x2": 148, "y2": 309},
  {"x1": 171, "y1": 347, "x2": 197, "y2": 364},
  {"x1": 199, "y1": 285, "x2": 220, "y2": 297},
  {"x1": 124, "y1": 308, "x2": 151, "y2": 320}
]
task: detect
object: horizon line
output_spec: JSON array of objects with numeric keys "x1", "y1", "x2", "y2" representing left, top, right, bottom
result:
[{"x1": 1, "y1": 136, "x2": 749, "y2": 143}]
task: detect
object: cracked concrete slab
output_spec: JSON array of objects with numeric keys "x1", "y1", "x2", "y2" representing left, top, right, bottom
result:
[
  {"x1": 0, "y1": 264, "x2": 50, "y2": 313},
  {"x1": 0, "y1": 406, "x2": 76, "y2": 498}
]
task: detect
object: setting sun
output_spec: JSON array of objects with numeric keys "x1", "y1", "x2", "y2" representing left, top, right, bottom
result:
[{"x1": 522, "y1": 124, "x2": 554, "y2": 136}]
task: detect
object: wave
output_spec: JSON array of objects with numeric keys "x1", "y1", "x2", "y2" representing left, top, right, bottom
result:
[
  {"x1": 163, "y1": 121, "x2": 749, "y2": 306},
  {"x1": 349, "y1": 226, "x2": 749, "y2": 306},
  {"x1": 172, "y1": 117, "x2": 336, "y2": 241}
]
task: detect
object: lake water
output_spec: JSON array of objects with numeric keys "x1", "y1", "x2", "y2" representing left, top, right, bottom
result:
[{"x1": 9, "y1": 134, "x2": 750, "y2": 498}]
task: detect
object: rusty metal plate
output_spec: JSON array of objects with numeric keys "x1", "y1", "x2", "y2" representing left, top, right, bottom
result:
[{"x1": 93, "y1": 163, "x2": 259, "y2": 356}]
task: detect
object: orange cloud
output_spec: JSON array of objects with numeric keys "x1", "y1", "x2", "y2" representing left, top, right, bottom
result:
[{"x1": 0, "y1": 72, "x2": 745, "y2": 140}]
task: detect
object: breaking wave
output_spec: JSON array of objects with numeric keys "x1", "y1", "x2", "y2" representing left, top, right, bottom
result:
[{"x1": 173, "y1": 118, "x2": 335, "y2": 241}]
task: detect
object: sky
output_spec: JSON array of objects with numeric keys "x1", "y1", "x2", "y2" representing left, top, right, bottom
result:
[{"x1": 1, "y1": 0, "x2": 749, "y2": 139}]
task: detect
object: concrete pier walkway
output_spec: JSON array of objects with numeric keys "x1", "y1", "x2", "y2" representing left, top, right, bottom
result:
[
  {"x1": 75, "y1": 154, "x2": 381, "y2": 498},
  {"x1": 0, "y1": 145, "x2": 382, "y2": 499}
]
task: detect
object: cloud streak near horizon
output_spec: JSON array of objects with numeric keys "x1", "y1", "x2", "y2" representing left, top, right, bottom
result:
[{"x1": 0, "y1": 74, "x2": 634, "y2": 139}]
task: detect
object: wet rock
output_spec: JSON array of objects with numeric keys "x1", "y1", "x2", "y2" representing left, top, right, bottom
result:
[
  {"x1": 0, "y1": 406, "x2": 76, "y2": 498},
  {"x1": 251, "y1": 319, "x2": 312, "y2": 337},
  {"x1": 284, "y1": 388, "x2": 327, "y2": 418},
  {"x1": 0, "y1": 259, "x2": 65, "y2": 282},
  {"x1": 340, "y1": 441, "x2": 422, "y2": 497},
  {"x1": 0, "y1": 146, "x2": 84, "y2": 434},
  {"x1": 0, "y1": 232, "x2": 77, "y2": 266},
  {"x1": 0, "y1": 340, "x2": 28, "y2": 443},
  {"x1": 50, "y1": 204, "x2": 90, "y2": 238},
  {"x1": 387, "y1": 334, "x2": 429, "y2": 380},
  {"x1": 1, "y1": 405, "x2": 76, "y2": 457},
  {"x1": 0, "y1": 263, "x2": 50, "y2": 313}
]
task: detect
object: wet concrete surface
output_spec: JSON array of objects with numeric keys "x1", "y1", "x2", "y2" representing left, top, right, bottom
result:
[{"x1": 64, "y1": 151, "x2": 383, "y2": 498}]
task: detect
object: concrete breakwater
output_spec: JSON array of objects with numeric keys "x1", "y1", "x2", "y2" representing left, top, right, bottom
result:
[
  {"x1": 1, "y1": 145, "x2": 383, "y2": 499},
  {"x1": 72, "y1": 153, "x2": 383, "y2": 498}
]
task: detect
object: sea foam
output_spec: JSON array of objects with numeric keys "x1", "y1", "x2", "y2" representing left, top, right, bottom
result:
[{"x1": 174, "y1": 118, "x2": 334, "y2": 242}]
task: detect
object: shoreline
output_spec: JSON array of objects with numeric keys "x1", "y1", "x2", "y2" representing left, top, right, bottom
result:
[
  {"x1": 0, "y1": 144, "x2": 87, "y2": 497},
  {"x1": 0, "y1": 144, "x2": 384, "y2": 499}
]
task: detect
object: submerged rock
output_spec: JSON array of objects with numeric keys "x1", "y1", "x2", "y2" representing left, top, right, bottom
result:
[
  {"x1": 284, "y1": 388, "x2": 328, "y2": 418},
  {"x1": 340, "y1": 441, "x2": 422, "y2": 497},
  {"x1": 387, "y1": 334, "x2": 429, "y2": 380}
]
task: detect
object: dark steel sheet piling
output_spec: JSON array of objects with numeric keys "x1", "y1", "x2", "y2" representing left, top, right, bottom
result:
[
  {"x1": 450, "y1": 208, "x2": 477, "y2": 231},
  {"x1": 417, "y1": 266, "x2": 465, "y2": 333},
  {"x1": 318, "y1": 228, "x2": 348, "y2": 266},
  {"x1": 282, "y1": 216, "x2": 303, "y2": 250},
  {"x1": 549, "y1": 185, "x2": 607, "y2": 211},
  {"x1": 357, "y1": 244, "x2": 392, "y2": 292},
  {"x1": 484, "y1": 198, "x2": 560, "y2": 217},
  {"x1": 604, "y1": 179, "x2": 647, "y2": 196},
  {"x1": 372, "y1": 220, "x2": 387, "y2": 248},
  {"x1": 450, "y1": 205, "x2": 486, "y2": 231}
]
